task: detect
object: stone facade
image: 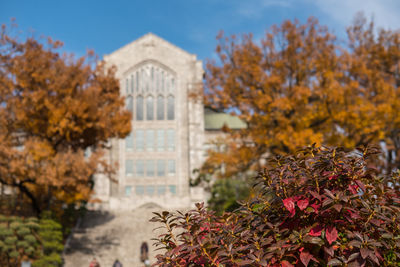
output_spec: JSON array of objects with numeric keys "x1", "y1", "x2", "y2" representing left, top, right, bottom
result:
[{"x1": 92, "y1": 33, "x2": 207, "y2": 211}]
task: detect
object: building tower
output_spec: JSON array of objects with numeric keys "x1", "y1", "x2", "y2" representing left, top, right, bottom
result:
[{"x1": 93, "y1": 33, "x2": 206, "y2": 210}]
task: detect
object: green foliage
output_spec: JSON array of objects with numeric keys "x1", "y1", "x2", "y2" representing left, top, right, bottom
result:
[
  {"x1": 24, "y1": 234, "x2": 37, "y2": 244},
  {"x1": 152, "y1": 146, "x2": 400, "y2": 266},
  {"x1": 32, "y1": 253, "x2": 62, "y2": 267},
  {"x1": 17, "y1": 226, "x2": 31, "y2": 236},
  {"x1": 0, "y1": 215, "x2": 63, "y2": 267},
  {"x1": 35, "y1": 217, "x2": 63, "y2": 266}
]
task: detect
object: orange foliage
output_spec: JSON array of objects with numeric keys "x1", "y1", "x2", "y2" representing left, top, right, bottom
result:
[
  {"x1": 0, "y1": 24, "x2": 131, "y2": 214},
  {"x1": 204, "y1": 16, "x2": 400, "y2": 178}
]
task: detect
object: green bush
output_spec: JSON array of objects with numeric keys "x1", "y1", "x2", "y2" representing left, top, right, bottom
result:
[
  {"x1": 0, "y1": 215, "x2": 63, "y2": 266},
  {"x1": 24, "y1": 234, "x2": 37, "y2": 244},
  {"x1": 17, "y1": 227, "x2": 31, "y2": 236}
]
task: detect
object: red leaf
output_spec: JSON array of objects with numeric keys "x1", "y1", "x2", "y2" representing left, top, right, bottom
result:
[
  {"x1": 326, "y1": 226, "x2": 338, "y2": 245},
  {"x1": 281, "y1": 260, "x2": 294, "y2": 267},
  {"x1": 309, "y1": 225, "x2": 323, "y2": 237},
  {"x1": 300, "y1": 250, "x2": 312, "y2": 267},
  {"x1": 355, "y1": 180, "x2": 366, "y2": 192},
  {"x1": 329, "y1": 175, "x2": 338, "y2": 180},
  {"x1": 283, "y1": 197, "x2": 295, "y2": 217},
  {"x1": 348, "y1": 184, "x2": 358, "y2": 194},
  {"x1": 297, "y1": 199, "x2": 309, "y2": 210},
  {"x1": 310, "y1": 191, "x2": 321, "y2": 201},
  {"x1": 310, "y1": 203, "x2": 321, "y2": 214}
]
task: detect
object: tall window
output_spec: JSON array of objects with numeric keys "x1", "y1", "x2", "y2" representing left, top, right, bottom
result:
[
  {"x1": 157, "y1": 96, "x2": 164, "y2": 120},
  {"x1": 136, "y1": 71, "x2": 139, "y2": 92},
  {"x1": 136, "y1": 160, "x2": 144, "y2": 177},
  {"x1": 146, "y1": 160, "x2": 155, "y2": 176},
  {"x1": 125, "y1": 186, "x2": 132, "y2": 196},
  {"x1": 167, "y1": 95, "x2": 174, "y2": 120},
  {"x1": 126, "y1": 96, "x2": 133, "y2": 113},
  {"x1": 146, "y1": 130, "x2": 155, "y2": 151},
  {"x1": 136, "y1": 96, "x2": 143, "y2": 120},
  {"x1": 146, "y1": 186, "x2": 155, "y2": 196},
  {"x1": 161, "y1": 71, "x2": 164, "y2": 91},
  {"x1": 167, "y1": 160, "x2": 175, "y2": 176},
  {"x1": 167, "y1": 129, "x2": 175, "y2": 151},
  {"x1": 128, "y1": 64, "x2": 175, "y2": 121},
  {"x1": 125, "y1": 133, "x2": 133, "y2": 150},
  {"x1": 157, "y1": 185, "x2": 166, "y2": 195},
  {"x1": 126, "y1": 160, "x2": 133, "y2": 176},
  {"x1": 146, "y1": 96, "x2": 154, "y2": 120},
  {"x1": 136, "y1": 185, "x2": 144, "y2": 195},
  {"x1": 169, "y1": 185, "x2": 177, "y2": 195},
  {"x1": 136, "y1": 130, "x2": 144, "y2": 151},
  {"x1": 157, "y1": 160, "x2": 165, "y2": 176},
  {"x1": 157, "y1": 129, "x2": 164, "y2": 151}
]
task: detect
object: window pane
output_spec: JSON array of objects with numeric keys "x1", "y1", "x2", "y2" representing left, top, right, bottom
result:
[
  {"x1": 146, "y1": 185, "x2": 155, "y2": 196},
  {"x1": 131, "y1": 74, "x2": 134, "y2": 93},
  {"x1": 136, "y1": 130, "x2": 144, "y2": 151},
  {"x1": 125, "y1": 133, "x2": 133, "y2": 150},
  {"x1": 157, "y1": 129, "x2": 164, "y2": 152},
  {"x1": 136, "y1": 71, "x2": 139, "y2": 92},
  {"x1": 125, "y1": 186, "x2": 132, "y2": 196},
  {"x1": 136, "y1": 185, "x2": 144, "y2": 195},
  {"x1": 167, "y1": 129, "x2": 175, "y2": 151},
  {"x1": 146, "y1": 129, "x2": 155, "y2": 151},
  {"x1": 136, "y1": 96, "x2": 143, "y2": 120},
  {"x1": 151, "y1": 67, "x2": 154, "y2": 91},
  {"x1": 156, "y1": 69, "x2": 160, "y2": 91},
  {"x1": 169, "y1": 185, "x2": 177, "y2": 195},
  {"x1": 171, "y1": 78, "x2": 175, "y2": 92},
  {"x1": 161, "y1": 71, "x2": 164, "y2": 91},
  {"x1": 125, "y1": 78, "x2": 129, "y2": 94},
  {"x1": 157, "y1": 160, "x2": 165, "y2": 176},
  {"x1": 146, "y1": 160, "x2": 155, "y2": 176},
  {"x1": 167, "y1": 160, "x2": 175, "y2": 175},
  {"x1": 125, "y1": 159, "x2": 133, "y2": 176},
  {"x1": 126, "y1": 96, "x2": 133, "y2": 114},
  {"x1": 157, "y1": 96, "x2": 164, "y2": 120},
  {"x1": 157, "y1": 185, "x2": 166, "y2": 195},
  {"x1": 167, "y1": 95, "x2": 174, "y2": 120},
  {"x1": 141, "y1": 69, "x2": 145, "y2": 91},
  {"x1": 136, "y1": 160, "x2": 144, "y2": 177},
  {"x1": 146, "y1": 96, "x2": 154, "y2": 120}
]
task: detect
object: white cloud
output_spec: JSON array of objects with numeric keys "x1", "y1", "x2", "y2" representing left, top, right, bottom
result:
[{"x1": 312, "y1": 0, "x2": 400, "y2": 30}]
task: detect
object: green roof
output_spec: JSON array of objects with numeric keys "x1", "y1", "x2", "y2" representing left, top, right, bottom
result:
[{"x1": 204, "y1": 109, "x2": 247, "y2": 130}]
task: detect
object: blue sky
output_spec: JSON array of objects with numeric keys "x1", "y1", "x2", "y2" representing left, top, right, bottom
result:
[{"x1": 1, "y1": 0, "x2": 400, "y2": 62}]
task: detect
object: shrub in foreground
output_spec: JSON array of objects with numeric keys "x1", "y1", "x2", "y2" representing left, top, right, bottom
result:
[{"x1": 152, "y1": 146, "x2": 400, "y2": 266}]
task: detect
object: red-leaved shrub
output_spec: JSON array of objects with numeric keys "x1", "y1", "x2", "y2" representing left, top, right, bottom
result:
[{"x1": 151, "y1": 146, "x2": 400, "y2": 266}]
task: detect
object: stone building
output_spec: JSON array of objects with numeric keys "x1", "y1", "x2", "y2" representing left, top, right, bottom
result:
[
  {"x1": 92, "y1": 33, "x2": 245, "y2": 211},
  {"x1": 63, "y1": 33, "x2": 246, "y2": 267}
]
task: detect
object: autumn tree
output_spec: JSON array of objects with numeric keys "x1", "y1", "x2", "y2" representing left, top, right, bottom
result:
[
  {"x1": 203, "y1": 16, "x2": 400, "y2": 180},
  {"x1": 0, "y1": 24, "x2": 131, "y2": 215}
]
